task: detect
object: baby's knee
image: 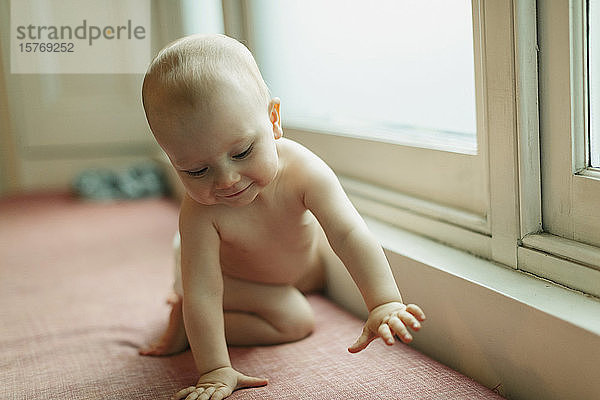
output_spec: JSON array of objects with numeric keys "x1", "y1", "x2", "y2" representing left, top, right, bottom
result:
[
  {"x1": 286, "y1": 309, "x2": 314, "y2": 340},
  {"x1": 277, "y1": 290, "x2": 315, "y2": 341}
]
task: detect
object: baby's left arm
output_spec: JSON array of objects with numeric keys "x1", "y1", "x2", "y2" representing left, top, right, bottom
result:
[{"x1": 299, "y1": 152, "x2": 426, "y2": 351}]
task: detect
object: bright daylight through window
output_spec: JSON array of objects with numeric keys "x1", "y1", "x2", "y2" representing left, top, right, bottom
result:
[
  {"x1": 247, "y1": 0, "x2": 477, "y2": 154},
  {"x1": 590, "y1": 0, "x2": 600, "y2": 167}
]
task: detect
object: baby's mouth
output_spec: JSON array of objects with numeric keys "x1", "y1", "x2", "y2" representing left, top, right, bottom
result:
[{"x1": 222, "y1": 183, "x2": 253, "y2": 198}]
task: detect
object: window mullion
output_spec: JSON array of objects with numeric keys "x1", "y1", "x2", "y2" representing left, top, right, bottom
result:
[
  {"x1": 484, "y1": 0, "x2": 521, "y2": 268},
  {"x1": 514, "y1": 0, "x2": 542, "y2": 239}
]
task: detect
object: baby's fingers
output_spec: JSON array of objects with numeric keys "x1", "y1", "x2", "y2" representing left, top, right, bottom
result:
[
  {"x1": 378, "y1": 322, "x2": 396, "y2": 345},
  {"x1": 387, "y1": 316, "x2": 413, "y2": 343},
  {"x1": 185, "y1": 388, "x2": 203, "y2": 400},
  {"x1": 172, "y1": 386, "x2": 196, "y2": 400},
  {"x1": 397, "y1": 310, "x2": 422, "y2": 333},
  {"x1": 406, "y1": 304, "x2": 426, "y2": 321},
  {"x1": 210, "y1": 387, "x2": 230, "y2": 400},
  {"x1": 198, "y1": 387, "x2": 217, "y2": 400}
]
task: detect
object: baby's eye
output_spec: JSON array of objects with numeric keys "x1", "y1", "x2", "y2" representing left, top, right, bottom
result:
[
  {"x1": 185, "y1": 167, "x2": 208, "y2": 177},
  {"x1": 233, "y1": 144, "x2": 253, "y2": 160}
]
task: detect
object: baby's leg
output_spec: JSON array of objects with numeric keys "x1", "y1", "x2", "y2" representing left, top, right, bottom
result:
[
  {"x1": 222, "y1": 275, "x2": 315, "y2": 346},
  {"x1": 140, "y1": 276, "x2": 315, "y2": 354},
  {"x1": 294, "y1": 226, "x2": 330, "y2": 294},
  {"x1": 139, "y1": 232, "x2": 188, "y2": 356},
  {"x1": 139, "y1": 293, "x2": 189, "y2": 356}
]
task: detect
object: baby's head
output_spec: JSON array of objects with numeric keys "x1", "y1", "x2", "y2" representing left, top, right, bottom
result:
[
  {"x1": 142, "y1": 34, "x2": 271, "y2": 125},
  {"x1": 142, "y1": 34, "x2": 283, "y2": 206}
]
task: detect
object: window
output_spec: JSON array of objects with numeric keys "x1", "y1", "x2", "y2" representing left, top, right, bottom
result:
[
  {"x1": 533, "y1": 0, "x2": 600, "y2": 250},
  {"x1": 590, "y1": 0, "x2": 600, "y2": 168},
  {"x1": 517, "y1": 0, "x2": 600, "y2": 297},
  {"x1": 241, "y1": 0, "x2": 491, "y2": 257},
  {"x1": 247, "y1": 0, "x2": 477, "y2": 154},
  {"x1": 222, "y1": 0, "x2": 600, "y2": 297}
]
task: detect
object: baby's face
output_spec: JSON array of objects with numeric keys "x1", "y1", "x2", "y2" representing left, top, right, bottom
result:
[{"x1": 152, "y1": 83, "x2": 280, "y2": 207}]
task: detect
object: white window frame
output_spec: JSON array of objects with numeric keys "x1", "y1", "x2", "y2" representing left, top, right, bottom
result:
[
  {"x1": 224, "y1": 0, "x2": 600, "y2": 297},
  {"x1": 518, "y1": 0, "x2": 600, "y2": 297}
]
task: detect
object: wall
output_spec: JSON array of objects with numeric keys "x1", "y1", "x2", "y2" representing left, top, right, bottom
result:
[
  {"x1": 326, "y1": 218, "x2": 600, "y2": 400},
  {"x1": 0, "y1": 0, "x2": 227, "y2": 195},
  {"x1": 0, "y1": 0, "x2": 190, "y2": 194},
  {"x1": 0, "y1": 33, "x2": 18, "y2": 195}
]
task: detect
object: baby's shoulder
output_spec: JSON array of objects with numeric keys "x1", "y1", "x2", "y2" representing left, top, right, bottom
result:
[
  {"x1": 276, "y1": 138, "x2": 337, "y2": 193},
  {"x1": 277, "y1": 138, "x2": 329, "y2": 173}
]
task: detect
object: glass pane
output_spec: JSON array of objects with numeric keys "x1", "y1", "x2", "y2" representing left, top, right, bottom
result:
[
  {"x1": 590, "y1": 0, "x2": 600, "y2": 167},
  {"x1": 181, "y1": 0, "x2": 224, "y2": 36},
  {"x1": 246, "y1": 0, "x2": 477, "y2": 154}
]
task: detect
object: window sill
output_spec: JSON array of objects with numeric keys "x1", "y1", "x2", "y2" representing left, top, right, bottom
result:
[
  {"x1": 366, "y1": 217, "x2": 600, "y2": 336},
  {"x1": 325, "y1": 216, "x2": 600, "y2": 400}
]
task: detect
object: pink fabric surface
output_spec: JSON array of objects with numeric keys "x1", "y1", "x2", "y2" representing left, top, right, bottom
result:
[{"x1": 0, "y1": 192, "x2": 504, "y2": 399}]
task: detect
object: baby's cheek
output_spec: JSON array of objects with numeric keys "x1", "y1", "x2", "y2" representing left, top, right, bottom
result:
[
  {"x1": 254, "y1": 151, "x2": 279, "y2": 185},
  {"x1": 255, "y1": 163, "x2": 277, "y2": 187},
  {"x1": 182, "y1": 179, "x2": 216, "y2": 205}
]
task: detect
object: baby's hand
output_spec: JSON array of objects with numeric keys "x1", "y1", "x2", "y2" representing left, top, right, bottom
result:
[
  {"x1": 172, "y1": 366, "x2": 268, "y2": 400},
  {"x1": 348, "y1": 301, "x2": 426, "y2": 353}
]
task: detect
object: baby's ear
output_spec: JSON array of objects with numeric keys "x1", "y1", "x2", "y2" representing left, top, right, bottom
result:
[{"x1": 269, "y1": 98, "x2": 283, "y2": 139}]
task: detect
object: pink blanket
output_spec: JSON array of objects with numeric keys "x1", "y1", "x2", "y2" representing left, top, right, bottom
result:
[{"x1": 0, "y1": 193, "x2": 503, "y2": 399}]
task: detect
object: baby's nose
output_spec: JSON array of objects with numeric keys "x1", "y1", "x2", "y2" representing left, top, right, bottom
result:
[{"x1": 215, "y1": 169, "x2": 241, "y2": 189}]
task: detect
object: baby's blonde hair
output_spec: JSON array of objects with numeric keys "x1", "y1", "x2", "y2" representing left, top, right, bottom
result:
[{"x1": 142, "y1": 34, "x2": 271, "y2": 117}]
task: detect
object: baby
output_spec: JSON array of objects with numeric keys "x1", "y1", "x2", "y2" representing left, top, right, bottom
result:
[{"x1": 140, "y1": 34, "x2": 426, "y2": 400}]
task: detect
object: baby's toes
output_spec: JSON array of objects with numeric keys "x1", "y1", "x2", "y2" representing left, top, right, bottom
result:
[
  {"x1": 138, "y1": 346, "x2": 160, "y2": 356},
  {"x1": 138, "y1": 344, "x2": 158, "y2": 355},
  {"x1": 139, "y1": 342, "x2": 169, "y2": 356}
]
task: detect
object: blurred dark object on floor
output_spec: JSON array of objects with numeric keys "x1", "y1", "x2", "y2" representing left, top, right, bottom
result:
[{"x1": 72, "y1": 161, "x2": 169, "y2": 200}]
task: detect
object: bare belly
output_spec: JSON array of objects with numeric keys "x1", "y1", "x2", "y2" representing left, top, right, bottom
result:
[
  {"x1": 220, "y1": 242, "x2": 320, "y2": 286},
  {"x1": 219, "y1": 219, "x2": 327, "y2": 292}
]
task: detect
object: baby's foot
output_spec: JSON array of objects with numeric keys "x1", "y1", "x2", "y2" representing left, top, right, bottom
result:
[
  {"x1": 139, "y1": 295, "x2": 188, "y2": 356},
  {"x1": 138, "y1": 330, "x2": 188, "y2": 356}
]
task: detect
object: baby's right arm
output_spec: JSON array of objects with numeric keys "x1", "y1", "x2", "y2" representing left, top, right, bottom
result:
[{"x1": 174, "y1": 196, "x2": 267, "y2": 400}]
